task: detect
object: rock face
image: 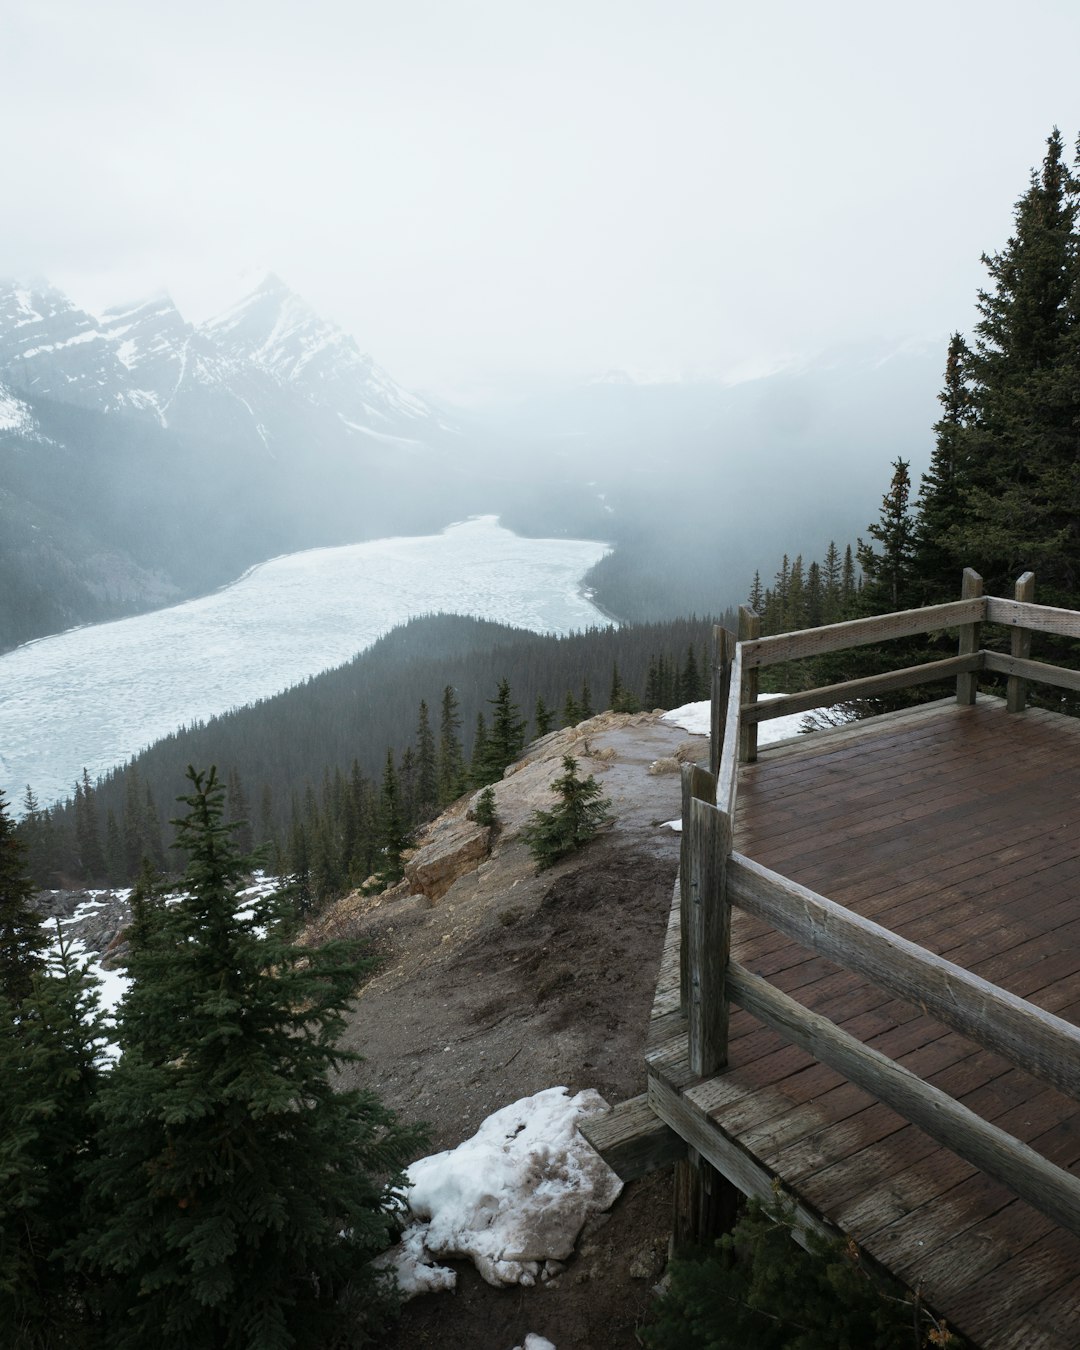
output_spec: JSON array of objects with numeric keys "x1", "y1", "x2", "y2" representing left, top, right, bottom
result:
[{"x1": 404, "y1": 816, "x2": 492, "y2": 902}]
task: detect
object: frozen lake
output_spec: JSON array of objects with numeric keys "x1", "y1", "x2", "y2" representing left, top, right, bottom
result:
[{"x1": 0, "y1": 516, "x2": 611, "y2": 808}]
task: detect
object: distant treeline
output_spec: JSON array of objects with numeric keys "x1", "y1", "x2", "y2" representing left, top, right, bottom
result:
[{"x1": 17, "y1": 611, "x2": 732, "y2": 897}]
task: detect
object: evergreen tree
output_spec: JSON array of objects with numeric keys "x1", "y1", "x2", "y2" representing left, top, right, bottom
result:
[
  {"x1": 748, "y1": 570, "x2": 764, "y2": 614},
  {"x1": 226, "y1": 767, "x2": 254, "y2": 856},
  {"x1": 533, "y1": 694, "x2": 554, "y2": 739},
  {"x1": 913, "y1": 333, "x2": 976, "y2": 603},
  {"x1": 521, "y1": 755, "x2": 613, "y2": 871},
  {"x1": 414, "y1": 700, "x2": 438, "y2": 822},
  {"x1": 679, "y1": 645, "x2": 703, "y2": 703},
  {"x1": 74, "y1": 770, "x2": 106, "y2": 884},
  {"x1": 579, "y1": 678, "x2": 594, "y2": 720},
  {"x1": 841, "y1": 544, "x2": 857, "y2": 610},
  {"x1": 947, "y1": 128, "x2": 1080, "y2": 603},
  {"x1": 857, "y1": 458, "x2": 917, "y2": 613},
  {"x1": 77, "y1": 768, "x2": 423, "y2": 1350},
  {"x1": 822, "y1": 541, "x2": 842, "y2": 622},
  {"x1": 377, "y1": 750, "x2": 408, "y2": 884},
  {"x1": 562, "y1": 690, "x2": 583, "y2": 727},
  {"x1": 104, "y1": 808, "x2": 125, "y2": 888},
  {"x1": 0, "y1": 790, "x2": 46, "y2": 1006},
  {"x1": 477, "y1": 679, "x2": 527, "y2": 785},
  {"x1": 437, "y1": 686, "x2": 465, "y2": 807},
  {"x1": 1, "y1": 930, "x2": 104, "y2": 1346}
]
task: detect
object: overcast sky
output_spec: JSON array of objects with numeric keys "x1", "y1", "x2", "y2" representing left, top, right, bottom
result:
[{"x1": 4, "y1": 0, "x2": 1080, "y2": 402}]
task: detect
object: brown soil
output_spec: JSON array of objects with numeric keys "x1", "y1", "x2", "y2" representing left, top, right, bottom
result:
[{"x1": 327, "y1": 712, "x2": 706, "y2": 1350}]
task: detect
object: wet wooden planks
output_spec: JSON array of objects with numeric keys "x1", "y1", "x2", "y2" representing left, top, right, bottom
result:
[{"x1": 649, "y1": 697, "x2": 1080, "y2": 1350}]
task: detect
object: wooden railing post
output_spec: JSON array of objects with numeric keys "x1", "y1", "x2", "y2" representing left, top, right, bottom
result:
[
  {"x1": 710, "y1": 625, "x2": 735, "y2": 779},
  {"x1": 686, "y1": 795, "x2": 732, "y2": 1076},
  {"x1": 956, "y1": 567, "x2": 983, "y2": 705},
  {"x1": 738, "y1": 606, "x2": 761, "y2": 762},
  {"x1": 680, "y1": 764, "x2": 716, "y2": 1016},
  {"x1": 1007, "y1": 572, "x2": 1036, "y2": 713}
]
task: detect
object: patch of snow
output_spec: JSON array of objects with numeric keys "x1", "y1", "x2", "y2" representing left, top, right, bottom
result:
[
  {"x1": 510, "y1": 1338, "x2": 557, "y2": 1350},
  {"x1": 380, "y1": 1087, "x2": 621, "y2": 1297},
  {"x1": 663, "y1": 693, "x2": 834, "y2": 747}
]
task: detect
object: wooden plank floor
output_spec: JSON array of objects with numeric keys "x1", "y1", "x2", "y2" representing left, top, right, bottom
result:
[{"x1": 647, "y1": 696, "x2": 1080, "y2": 1350}]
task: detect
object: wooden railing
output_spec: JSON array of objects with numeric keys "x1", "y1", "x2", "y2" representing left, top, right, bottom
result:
[{"x1": 678, "y1": 570, "x2": 1080, "y2": 1238}]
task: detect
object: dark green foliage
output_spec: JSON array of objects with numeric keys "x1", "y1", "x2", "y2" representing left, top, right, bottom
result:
[
  {"x1": 1, "y1": 931, "x2": 103, "y2": 1347},
  {"x1": 415, "y1": 701, "x2": 438, "y2": 822},
  {"x1": 857, "y1": 459, "x2": 918, "y2": 615},
  {"x1": 0, "y1": 791, "x2": 46, "y2": 1005},
  {"x1": 643, "y1": 1197, "x2": 963, "y2": 1350},
  {"x1": 521, "y1": 755, "x2": 613, "y2": 871},
  {"x1": 437, "y1": 684, "x2": 466, "y2": 807},
  {"x1": 74, "y1": 770, "x2": 106, "y2": 885},
  {"x1": 476, "y1": 679, "x2": 527, "y2": 785},
  {"x1": 533, "y1": 695, "x2": 555, "y2": 739},
  {"x1": 919, "y1": 129, "x2": 1080, "y2": 608},
  {"x1": 77, "y1": 767, "x2": 423, "y2": 1350},
  {"x1": 473, "y1": 786, "x2": 498, "y2": 828}
]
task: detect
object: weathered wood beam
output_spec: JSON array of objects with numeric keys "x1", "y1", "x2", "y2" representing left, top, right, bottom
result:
[
  {"x1": 982, "y1": 649, "x2": 1080, "y2": 695},
  {"x1": 715, "y1": 645, "x2": 742, "y2": 818},
  {"x1": 985, "y1": 595, "x2": 1080, "y2": 638},
  {"x1": 579, "y1": 1094, "x2": 684, "y2": 1182},
  {"x1": 1007, "y1": 572, "x2": 1036, "y2": 713},
  {"x1": 726, "y1": 961, "x2": 1080, "y2": 1239},
  {"x1": 648, "y1": 1074, "x2": 833, "y2": 1253},
  {"x1": 686, "y1": 797, "x2": 731, "y2": 1077},
  {"x1": 680, "y1": 764, "x2": 715, "y2": 1015},
  {"x1": 738, "y1": 607, "x2": 761, "y2": 762},
  {"x1": 672, "y1": 1149, "x2": 741, "y2": 1249},
  {"x1": 956, "y1": 568, "x2": 983, "y2": 705},
  {"x1": 739, "y1": 654, "x2": 981, "y2": 723},
  {"x1": 740, "y1": 597, "x2": 986, "y2": 669},
  {"x1": 710, "y1": 624, "x2": 735, "y2": 779},
  {"x1": 727, "y1": 853, "x2": 1080, "y2": 1101}
]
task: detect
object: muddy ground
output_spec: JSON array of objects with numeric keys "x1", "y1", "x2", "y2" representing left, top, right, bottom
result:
[{"x1": 329, "y1": 712, "x2": 707, "y2": 1350}]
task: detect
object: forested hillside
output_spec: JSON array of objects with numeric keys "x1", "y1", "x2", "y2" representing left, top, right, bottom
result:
[{"x1": 17, "y1": 611, "x2": 731, "y2": 898}]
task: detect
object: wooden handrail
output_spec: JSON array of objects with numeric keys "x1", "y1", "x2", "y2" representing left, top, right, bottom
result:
[
  {"x1": 741, "y1": 597, "x2": 986, "y2": 669},
  {"x1": 741, "y1": 653, "x2": 981, "y2": 723},
  {"x1": 727, "y1": 962, "x2": 1080, "y2": 1239},
  {"x1": 986, "y1": 595, "x2": 1080, "y2": 638},
  {"x1": 716, "y1": 646, "x2": 742, "y2": 819},
  {"x1": 727, "y1": 854, "x2": 1080, "y2": 1099}
]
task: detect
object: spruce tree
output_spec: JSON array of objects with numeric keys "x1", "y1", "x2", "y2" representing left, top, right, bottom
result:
[
  {"x1": 74, "y1": 770, "x2": 106, "y2": 884},
  {"x1": 857, "y1": 459, "x2": 917, "y2": 614},
  {"x1": 521, "y1": 755, "x2": 613, "y2": 871},
  {"x1": 77, "y1": 767, "x2": 422, "y2": 1350},
  {"x1": 414, "y1": 700, "x2": 438, "y2": 822},
  {"x1": 1, "y1": 931, "x2": 104, "y2": 1347},
  {"x1": 436, "y1": 685, "x2": 465, "y2": 806},
  {"x1": 947, "y1": 128, "x2": 1080, "y2": 602},
  {"x1": 478, "y1": 679, "x2": 527, "y2": 784},
  {"x1": 0, "y1": 790, "x2": 46, "y2": 1005},
  {"x1": 534, "y1": 694, "x2": 555, "y2": 739}
]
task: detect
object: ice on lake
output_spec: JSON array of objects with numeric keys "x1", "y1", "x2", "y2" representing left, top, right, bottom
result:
[{"x1": 0, "y1": 516, "x2": 611, "y2": 808}]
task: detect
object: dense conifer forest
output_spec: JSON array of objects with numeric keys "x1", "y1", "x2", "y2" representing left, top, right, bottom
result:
[{"x1": 16, "y1": 611, "x2": 733, "y2": 899}]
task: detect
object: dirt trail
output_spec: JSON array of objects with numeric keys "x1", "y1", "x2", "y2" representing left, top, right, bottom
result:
[{"x1": 329, "y1": 711, "x2": 706, "y2": 1350}]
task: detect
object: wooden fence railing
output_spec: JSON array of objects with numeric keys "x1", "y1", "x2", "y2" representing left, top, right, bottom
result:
[{"x1": 680, "y1": 569, "x2": 1080, "y2": 1238}]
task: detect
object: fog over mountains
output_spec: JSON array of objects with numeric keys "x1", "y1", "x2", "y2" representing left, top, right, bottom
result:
[
  {"x1": 0, "y1": 267, "x2": 946, "y2": 657},
  {"x1": 0, "y1": 272, "x2": 443, "y2": 446}
]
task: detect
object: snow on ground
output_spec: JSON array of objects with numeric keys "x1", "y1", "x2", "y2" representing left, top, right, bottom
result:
[
  {"x1": 380, "y1": 1087, "x2": 622, "y2": 1297},
  {"x1": 509, "y1": 1337, "x2": 556, "y2": 1350},
  {"x1": 660, "y1": 696, "x2": 850, "y2": 830},
  {"x1": 0, "y1": 516, "x2": 612, "y2": 810}
]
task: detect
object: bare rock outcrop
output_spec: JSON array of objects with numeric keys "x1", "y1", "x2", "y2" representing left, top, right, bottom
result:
[{"x1": 404, "y1": 815, "x2": 493, "y2": 902}]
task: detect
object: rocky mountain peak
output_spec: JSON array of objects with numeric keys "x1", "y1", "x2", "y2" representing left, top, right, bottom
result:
[{"x1": 0, "y1": 278, "x2": 134, "y2": 414}]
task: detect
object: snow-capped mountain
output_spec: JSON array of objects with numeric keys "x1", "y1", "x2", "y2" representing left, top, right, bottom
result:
[
  {"x1": 0, "y1": 281, "x2": 144, "y2": 416},
  {"x1": 199, "y1": 273, "x2": 436, "y2": 439},
  {"x1": 0, "y1": 274, "x2": 441, "y2": 447}
]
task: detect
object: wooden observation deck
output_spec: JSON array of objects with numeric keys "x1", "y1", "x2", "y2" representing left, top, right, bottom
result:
[{"x1": 585, "y1": 571, "x2": 1080, "y2": 1350}]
